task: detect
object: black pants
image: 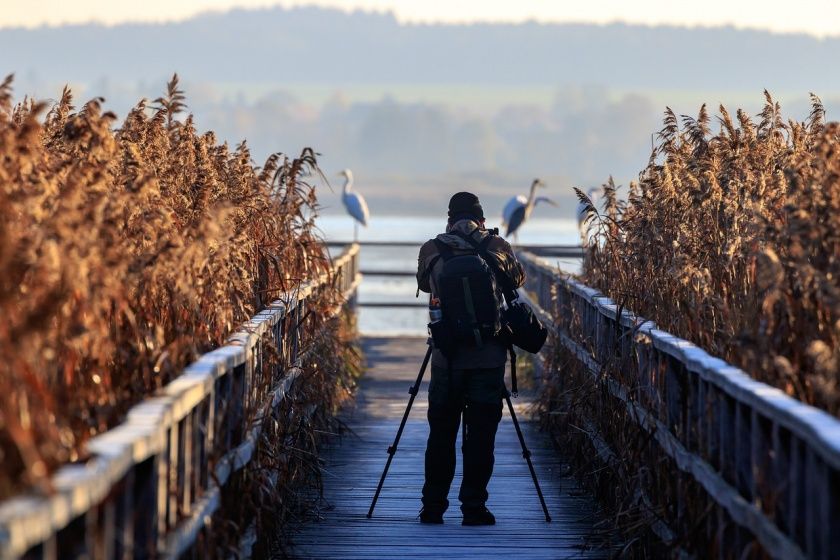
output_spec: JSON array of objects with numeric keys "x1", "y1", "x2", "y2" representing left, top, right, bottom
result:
[{"x1": 421, "y1": 364, "x2": 504, "y2": 513}]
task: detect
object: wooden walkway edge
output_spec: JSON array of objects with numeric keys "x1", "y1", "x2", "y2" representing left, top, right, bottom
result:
[{"x1": 289, "y1": 337, "x2": 615, "y2": 559}]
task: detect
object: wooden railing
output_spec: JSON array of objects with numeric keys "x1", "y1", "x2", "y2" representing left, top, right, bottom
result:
[
  {"x1": 0, "y1": 244, "x2": 361, "y2": 560},
  {"x1": 328, "y1": 240, "x2": 583, "y2": 259},
  {"x1": 518, "y1": 251, "x2": 840, "y2": 560},
  {"x1": 326, "y1": 240, "x2": 582, "y2": 310}
]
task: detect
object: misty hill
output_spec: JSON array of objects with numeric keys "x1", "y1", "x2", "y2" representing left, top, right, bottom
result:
[
  {"x1": 3, "y1": 7, "x2": 840, "y2": 91},
  {"x1": 2, "y1": 8, "x2": 837, "y2": 217}
]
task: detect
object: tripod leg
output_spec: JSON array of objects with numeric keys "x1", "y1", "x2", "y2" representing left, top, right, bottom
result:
[
  {"x1": 504, "y1": 392, "x2": 552, "y2": 522},
  {"x1": 367, "y1": 343, "x2": 433, "y2": 518}
]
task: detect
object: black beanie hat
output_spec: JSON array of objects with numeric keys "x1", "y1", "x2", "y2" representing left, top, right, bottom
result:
[{"x1": 448, "y1": 191, "x2": 484, "y2": 222}]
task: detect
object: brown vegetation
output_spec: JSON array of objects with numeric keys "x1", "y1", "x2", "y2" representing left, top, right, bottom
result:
[
  {"x1": 218, "y1": 308, "x2": 363, "y2": 556},
  {"x1": 0, "y1": 74, "x2": 333, "y2": 498},
  {"x1": 577, "y1": 92, "x2": 840, "y2": 415}
]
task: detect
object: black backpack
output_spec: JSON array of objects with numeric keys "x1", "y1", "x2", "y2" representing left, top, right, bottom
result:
[{"x1": 429, "y1": 233, "x2": 502, "y2": 354}]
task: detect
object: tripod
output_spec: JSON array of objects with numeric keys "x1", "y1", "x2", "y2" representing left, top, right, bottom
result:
[
  {"x1": 367, "y1": 340, "x2": 433, "y2": 519},
  {"x1": 503, "y1": 390, "x2": 552, "y2": 522},
  {"x1": 367, "y1": 340, "x2": 552, "y2": 522}
]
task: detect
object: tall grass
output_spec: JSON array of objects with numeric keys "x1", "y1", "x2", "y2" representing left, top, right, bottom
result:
[
  {"x1": 0, "y1": 75, "x2": 332, "y2": 499},
  {"x1": 537, "y1": 93, "x2": 840, "y2": 556},
  {"x1": 578, "y1": 92, "x2": 839, "y2": 414}
]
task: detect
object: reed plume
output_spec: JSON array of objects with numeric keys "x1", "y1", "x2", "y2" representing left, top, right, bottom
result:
[
  {"x1": 580, "y1": 93, "x2": 840, "y2": 414},
  {"x1": 0, "y1": 74, "x2": 334, "y2": 498}
]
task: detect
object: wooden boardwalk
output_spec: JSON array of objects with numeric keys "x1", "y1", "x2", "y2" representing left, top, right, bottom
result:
[{"x1": 290, "y1": 337, "x2": 614, "y2": 559}]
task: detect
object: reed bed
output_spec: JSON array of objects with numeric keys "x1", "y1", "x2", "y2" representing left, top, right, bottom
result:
[
  {"x1": 0, "y1": 74, "x2": 337, "y2": 500},
  {"x1": 539, "y1": 94, "x2": 839, "y2": 556},
  {"x1": 578, "y1": 93, "x2": 840, "y2": 415}
]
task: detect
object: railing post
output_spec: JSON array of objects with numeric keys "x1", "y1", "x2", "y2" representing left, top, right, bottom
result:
[
  {"x1": 167, "y1": 422, "x2": 180, "y2": 530},
  {"x1": 772, "y1": 423, "x2": 791, "y2": 536},
  {"x1": 115, "y1": 466, "x2": 135, "y2": 560},
  {"x1": 790, "y1": 437, "x2": 805, "y2": 548},
  {"x1": 91, "y1": 497, "x2": 116, "y2": 560},
  {"x1": 134, "y1": 456, "x2": 158, "y2": 559},
  {"x1": 197, "y1": 396, "x2": 210, "y2": 497}
]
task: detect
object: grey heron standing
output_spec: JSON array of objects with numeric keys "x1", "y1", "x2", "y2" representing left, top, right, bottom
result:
[
  {"x1": 340, "y1": 169, "x2": 369, "y2": 242},
  {"x1": 501, "y1": 179, "x2": 554, "y2": 241}
]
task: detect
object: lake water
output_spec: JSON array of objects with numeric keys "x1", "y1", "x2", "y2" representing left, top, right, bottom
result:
[{"x1": 318, "y1": 215, "x2": 581, "y2": 336}]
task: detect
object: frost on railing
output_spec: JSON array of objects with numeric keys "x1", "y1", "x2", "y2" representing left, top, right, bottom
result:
[
  {"x1": 0, "y1": 244, "x2": 361, "y2": 560},
  {"x1": 518, "y1": 251, "x2": 840, "y2": 560}
]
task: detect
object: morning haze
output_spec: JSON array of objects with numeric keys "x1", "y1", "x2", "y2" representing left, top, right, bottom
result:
[{"x1": 3, "y1": 5, "x2": 837, "y2": 216}]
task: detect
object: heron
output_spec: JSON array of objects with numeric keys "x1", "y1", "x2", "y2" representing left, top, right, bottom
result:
[
  {"x1": 502, "y1": 179, "x2": 554, "y2": 241},
  {"x1": 576, "y1": 187, "x2": 600, "y2": 244},
  {"x1": 339, "y1": 169, "x2": 369, "y2": 242}
]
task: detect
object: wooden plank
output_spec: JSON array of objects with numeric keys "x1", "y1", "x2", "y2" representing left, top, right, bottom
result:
[{"x1": 289, "y1": 337, "x2": 617, "y2": 559}]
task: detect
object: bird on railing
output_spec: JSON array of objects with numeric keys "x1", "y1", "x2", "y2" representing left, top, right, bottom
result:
[
  {"x1": 340, "y1": 168, "x2": 369, "y2": 242},
  {"x1": 576, "y1": 187, "x2": 600, "y2": 245},
  {"x1": 501, "y1": 179, "x2": 556, "y2": 242}
]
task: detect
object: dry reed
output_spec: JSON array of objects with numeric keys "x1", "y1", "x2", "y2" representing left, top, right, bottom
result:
[
  {"x1": 538, "y1": 93, "x2": 840, "y2": 556},
  {"x1": 578, "y1": 92, "x2": 840, "y2": 415},
  {"x1": 0, "y1": 74, "x2": 335, "y2": 499}
]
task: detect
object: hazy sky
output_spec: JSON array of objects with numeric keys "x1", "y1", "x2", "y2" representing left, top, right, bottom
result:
[{"x1": 3, "y1": 0, "x2": 840, "y2": 37}]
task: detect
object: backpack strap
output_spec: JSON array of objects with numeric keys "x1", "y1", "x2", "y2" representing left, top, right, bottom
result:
[
  {"x1": 415, "y1": 240, "x2": 453, "y2": 297},
  {"x1": 416, "y1": 254, "x2": 441, "y2": 297},
  {"x1": 450, "y1": 230, "x2": 508, "y2": 290},
  {"x1": 460, "y1": 276, "x2": 484, "y2": 347}
]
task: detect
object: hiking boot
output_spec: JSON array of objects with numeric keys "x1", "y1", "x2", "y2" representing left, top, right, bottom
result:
[
  {"x1": 462, "y1": 506, "x2": 496, "y2": 526},
  {"x1": 419, "y1": 508, "x2": 444, "y2": 524}
]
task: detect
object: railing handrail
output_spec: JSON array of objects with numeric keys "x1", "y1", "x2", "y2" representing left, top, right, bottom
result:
[
  {"x1": 517, "y1": 250, "x2": 840, "y2": 559},
  {"x1": 326, "y1": 239, "x2": 580, "y2": 248},
  {"x1": 333, "y1": 241, "x2": 579, "y2": 310},
  {"x1": 327, "y1": 240, "x2": 583, "y2": 258},
  {"x1": 0, "y1": 243, "x2": 362, "y2": 559}
]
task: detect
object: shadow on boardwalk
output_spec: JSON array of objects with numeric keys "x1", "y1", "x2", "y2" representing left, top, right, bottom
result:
[{"x1": 289, "y1": 337, "x2": 617, "y2": 559}]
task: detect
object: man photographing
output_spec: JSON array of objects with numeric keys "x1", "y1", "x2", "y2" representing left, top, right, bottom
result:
[{"x1": 415, "y1": 192, "x2": 525, "y2": 526}]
